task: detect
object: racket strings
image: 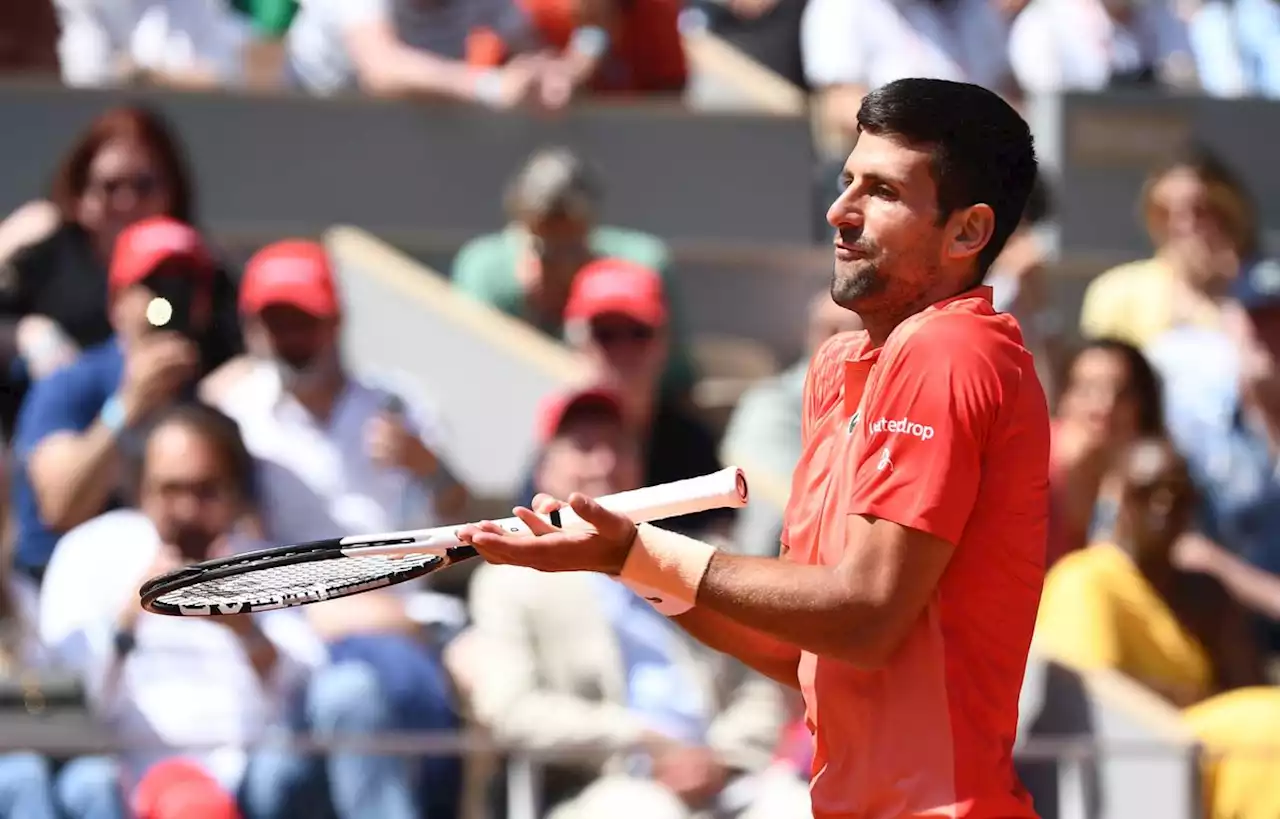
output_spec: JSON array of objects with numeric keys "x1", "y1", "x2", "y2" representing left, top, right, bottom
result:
[{"x1": 154, "y1": 553, "x2": 440, "y2": 607}]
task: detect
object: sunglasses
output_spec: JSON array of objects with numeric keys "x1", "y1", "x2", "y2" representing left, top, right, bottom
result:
[
  {"x1": 88, "y1": 172, "x2": 160, "y2": 199},
  {"x1": 591, "y1": 323, "x2": 655, "y2": 346}
]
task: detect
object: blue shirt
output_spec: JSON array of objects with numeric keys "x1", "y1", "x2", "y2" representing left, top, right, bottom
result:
[
  {"x1": 1146, "y1": 327, "x2": 1280, "y2": 575},
  {"x1": 592, "y1": 576, "x2": 708, "y2": 748},
  {"x1": 1190, "y1": 0, "x2": 1280, "y2": 99},
  {"x1": 11, "y1": 340, "x2": 125, "y2": 577}
]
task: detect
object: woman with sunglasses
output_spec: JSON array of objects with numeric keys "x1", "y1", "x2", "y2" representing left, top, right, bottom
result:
[{"x1": 0, "y1": 106, "x2": 244, "y2": 440}]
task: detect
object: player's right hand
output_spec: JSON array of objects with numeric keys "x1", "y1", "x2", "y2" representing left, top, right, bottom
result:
[{"x1": 120, "y1": 332, "x2": 199, "y2": 423}]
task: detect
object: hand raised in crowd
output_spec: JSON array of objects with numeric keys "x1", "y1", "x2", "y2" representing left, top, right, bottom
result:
[
  {"x1": 364, "y1": 412, "x2": 438, "y2": 476},
  {"x1": 119, "y1": 331, "x2": 200, "y2": 424},
  {"x1": 488, "y1": 54, "x2": 544, "y2": 110}
]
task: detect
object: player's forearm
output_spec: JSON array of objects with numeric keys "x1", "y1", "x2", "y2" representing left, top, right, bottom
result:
[
  {"x1": 672, "y1": 607, "x2": 801, "y2": 689},
  {"x1": 696, "y1": 552, "x2": 893, "y2": 667}
]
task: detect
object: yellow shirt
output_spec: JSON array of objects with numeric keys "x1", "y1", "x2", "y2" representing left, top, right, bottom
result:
[
  {"x1": 1078, "y1": 257, "x2": 1221, "y2": 348},
  {"x1": 1183, "y1": 687, "x2": 1280, "y2": 819},
  {"x1": 1034, "y1": 543, "x2": 1212, "y2": 707}
]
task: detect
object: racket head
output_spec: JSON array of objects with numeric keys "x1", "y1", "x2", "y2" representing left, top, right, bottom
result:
[{"x1": 139, "y1": 537, "x2": 478, "y2": 616}]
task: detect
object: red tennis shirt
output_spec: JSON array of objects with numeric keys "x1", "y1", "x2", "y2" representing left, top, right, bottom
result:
[{"x1": 781, "y1": 286, "x2": 1049, "y2": 819}]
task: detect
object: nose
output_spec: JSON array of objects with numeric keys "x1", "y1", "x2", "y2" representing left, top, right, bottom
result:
[{"x1": 827, "y1": 185, "x2": 864, "y2": 230}]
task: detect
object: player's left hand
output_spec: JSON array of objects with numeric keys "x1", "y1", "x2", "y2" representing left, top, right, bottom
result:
[
  {"x1": 456, "y1": 493, "x2": 638, "y2": 575},
  {"x1": 365, "y1": 414, "x2": 438, "y2": 477}
]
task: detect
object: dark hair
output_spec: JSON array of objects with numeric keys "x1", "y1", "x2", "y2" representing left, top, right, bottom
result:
[
  {"x1": 1058, "y1": 338, "x2": 1164, "y2": 435},
  {"x1": 1022, "y1": 171, "x2": 1052, "y2": 227},
  {"x1": 504, "y1": 147, "x2": 602, "y2": 224},
  {"x1": 1140, "y1": 143, "x2": 1257, "y2": 257},
  {"x1": 50, "y1": 106, "x2": 196, "y2": 225},
  {"x1": 128, "y1": 402, "x2": 256, "y2": 502},
  {"x1": 856, "y1": 78, "x2": 1038, "y2": 281}
]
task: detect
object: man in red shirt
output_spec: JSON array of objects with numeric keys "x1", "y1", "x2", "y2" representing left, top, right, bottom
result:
[{"x1": 461, "y1": 77, "x2": 1048, "y2": 819}]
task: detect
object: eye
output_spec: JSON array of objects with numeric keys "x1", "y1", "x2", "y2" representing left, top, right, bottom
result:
[{"x1": 872, "y1": 184, "x2": 897, "y2": 200}]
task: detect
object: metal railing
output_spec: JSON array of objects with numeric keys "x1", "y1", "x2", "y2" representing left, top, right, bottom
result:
[{"x1": 3, "y1": 730, "x2": 1272, "y2": 819}]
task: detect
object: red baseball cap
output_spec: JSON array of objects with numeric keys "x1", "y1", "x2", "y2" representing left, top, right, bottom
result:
[
  {"x1": 132, "y1": 758, "x2": 241, "y2": 819},
  {"x1": 109, "y1": 216, "x2": 212, "y2": 293},
  {"x1": 240, "y1": 240, "x2": 341, "y2": 318},
  {"x1": 536, "y1": 387, "x2": 624, "y2": 444},
  {"x1": 563, "y1": 258, "x2": 667, "y2": 327}
]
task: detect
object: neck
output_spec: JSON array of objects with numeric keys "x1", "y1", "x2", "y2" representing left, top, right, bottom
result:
[
  {"x1": 1114, "y1": 532, "x2": 1175, "y2": 585},
  {"x1": 860, "y1": 284, "x2": 968, "y2": 348},
  {"x1": 290, "y1": 371, "x2": 346, "y2": 421}
]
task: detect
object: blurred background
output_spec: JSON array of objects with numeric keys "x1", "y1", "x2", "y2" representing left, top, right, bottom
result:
[{"x1": 1, "y1": 0, "x2": 1279, "y2": 817}]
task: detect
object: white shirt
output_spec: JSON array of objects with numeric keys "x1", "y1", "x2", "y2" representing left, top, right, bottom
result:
[
  {"x1": 801, "y1": 0, "x2": 1011, "y2": 92},
  {"x1": 38, "y1": 509, "x2": 325, "y2": 790},
  {"x1": 214, "y1": 362, "x2": 449, "y2": 547},
  {"x1": 285, "y1": 0, "x2": 529, "y2": 95},
  {"x1": 54, "y1": 0, "x2": 252, "y2": 87},
  {"x1": 1009, "y1": 0, "x2": 1192, "y2": 93}
]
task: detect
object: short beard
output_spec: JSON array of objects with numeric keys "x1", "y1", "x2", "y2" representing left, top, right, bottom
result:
[{"x1": 830, "y1": 262, "x2": 884, "y2": 309}]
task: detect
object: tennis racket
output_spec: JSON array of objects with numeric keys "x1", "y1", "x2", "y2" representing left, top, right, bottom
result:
[{"x1": 140, "y1": 466, "x2": 749, "y2": 617}]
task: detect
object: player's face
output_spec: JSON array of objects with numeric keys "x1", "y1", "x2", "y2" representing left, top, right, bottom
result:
[
  {"x1": 828, "y1": 132, "x2": 954, "y2": 314},
  {"x1": 537, "y1": 414, "x2": 642, "y2": 501},
  {"x1": 141, "y1": 423, "x2": 241, "y2": 561}
]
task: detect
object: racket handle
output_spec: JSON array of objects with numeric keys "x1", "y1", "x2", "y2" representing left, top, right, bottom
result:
[{"x1": 341, "y1": 467, "x2": 749, "y2": 558}]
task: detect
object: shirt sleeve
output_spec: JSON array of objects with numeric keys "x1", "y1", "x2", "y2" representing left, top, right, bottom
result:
[
  {"x1": 12, "y1": 366, "x2": 104, "y2": 462},
  {"x1": 846, "y1": 320, "x2": 1006, "y2": 546},
  {"x1": 800, "y1": 0, "x2": 867, "y2": 87},
  {"x1": 1035, "y1": 559, "x2": 1122, "y2": 669},
  {"x1": 319, "y1": 0, "x2": 388, "y2": 30}
]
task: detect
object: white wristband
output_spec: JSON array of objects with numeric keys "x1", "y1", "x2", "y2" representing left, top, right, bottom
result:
[
  {"x1": 473, "y1": 70, "x2": 505, "y2": 108},
  {"x1": 618, "y1": 524, "x2": 717, "y2": 616}
]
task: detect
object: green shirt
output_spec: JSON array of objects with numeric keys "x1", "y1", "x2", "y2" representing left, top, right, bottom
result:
[
  {"x1": 451, "y1": 225, "x2": 697, "y2": 396},
  {"x1": 229, "y1": 0, "x2": 299, "y2": 37}
]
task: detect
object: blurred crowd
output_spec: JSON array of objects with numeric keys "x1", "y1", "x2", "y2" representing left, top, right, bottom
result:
[
  {"x1": 0, "y1": 2, "x2": 1279, "y2": 819},
  {"x1": 2, "y1": 0, "x2": 1280, "y2": 111}
]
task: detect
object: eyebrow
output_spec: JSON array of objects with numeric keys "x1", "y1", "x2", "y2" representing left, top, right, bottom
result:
[{"x1": 840, "y1": 169, "x2": 903, "y2": 188}]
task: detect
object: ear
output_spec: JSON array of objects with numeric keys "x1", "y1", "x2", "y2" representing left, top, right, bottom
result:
[{"x1": 946, "y1": 204, "x2": 996, "y2": 263}]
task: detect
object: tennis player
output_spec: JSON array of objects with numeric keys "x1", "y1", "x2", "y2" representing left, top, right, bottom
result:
[{"x1": 460, "y1": 77, "x2": 1049, "y2": 819}]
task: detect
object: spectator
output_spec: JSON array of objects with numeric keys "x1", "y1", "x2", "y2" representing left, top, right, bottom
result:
[
  {"x1": 468, "y1": 0, "x2": 687, "y2": 104},
  {"x1": 0, "y1": 0, "x2": 61, "y2": 78},
  {"x1": 0, "y1": 106, "x2": 243, "y2": 436},
  {"x1": 800, "y1": 0, "x2": 1015, "y2": 162},
  {"x1": 37, "y1": 403, "x2": 366, "y2": 817},
  {"x1": 1187, "y1": 0, "x2": 1280, "y2": 98},
  {"x1": 1036, "y1": 437, "x2": 1280, "y2": 819},
  {"x1": 283, "y1": 0, "x2": 542, "y2": 105},
  {"x1": 683, "y1": 0, "x2": 810, "y2": 90},
  {"x1": 720, "y1": 290, "x2": 862, "y2": 557},
  {"x1": 10, "y1": 217, "x2": 215, "y2": 587},
  {"x1": 452, "y1": 146, "x2": 697, "y2": 397},
  {"x1": 1035, "y1": 437, "x2": 1266, "y2": 707},
  {"x1": 985, "y1": 171, "x2": 1064, "y2": 397},
  {"x1": 451, "y1": 386, "x2": 801, "y2": 819},
  {"x1": 0, "y1": 539, "x2": 127, "y2": 819},
  {"x1": 1048, "y1": 339, "x2": 1164, "y2": 565},
  {"x1": 52, "y1": 0, "x2": 254, "y2": 88},
  {"x1": 1081, "y1": 146, "x2": 1256, "y2": 348},
  {"x1": 1145, "y1": 258, "x2": 1280, "y2": 632},
  {"x1": 1009, "y1": 0, "x2": 1198, "y2": 94},
  {"x1": 211, "y1": 239, "x2": 466, "y2": 817},
  {"x1": 527, "y1": 258, "x2": 732, "y2": 537}
]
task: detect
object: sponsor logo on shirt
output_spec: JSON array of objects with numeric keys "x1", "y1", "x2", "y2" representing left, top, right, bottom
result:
[
  {"x1": 877, "y1": 448, "x2": 894, "y2": 472},
  {"x1": 848, "y1": 410, "x2": 860, "y2": 434},
  {"x1": 868, "y1": 416, "x2": 935, "y2": 441}
]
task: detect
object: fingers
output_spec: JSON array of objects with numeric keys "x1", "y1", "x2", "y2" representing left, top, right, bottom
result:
[
  {"x1": 566, "y1": 493, "x2": 632, "y2": 538},
  {"x1": 530, "y1": 493, "x2": 565, "y2": 514},
  {"x1": 514, "y1": 506, "x2": 559, "y2": 536}
]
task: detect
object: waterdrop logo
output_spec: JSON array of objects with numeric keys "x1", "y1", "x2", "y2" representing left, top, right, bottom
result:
[{"x1": 868, "y1": 416, "x2": 935, "y2": 441}]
